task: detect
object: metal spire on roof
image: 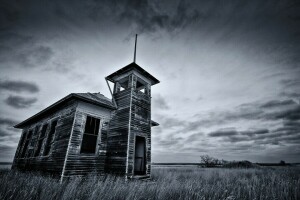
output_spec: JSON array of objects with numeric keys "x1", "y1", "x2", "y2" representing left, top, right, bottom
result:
[{"x1": 133, "y1": 34, "x2": 137, "y2": 63}]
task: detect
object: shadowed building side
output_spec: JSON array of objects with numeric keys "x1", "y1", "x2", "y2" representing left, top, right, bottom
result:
[{"x1": 12, "y1": 93, "x2": 115, "y2": 177}]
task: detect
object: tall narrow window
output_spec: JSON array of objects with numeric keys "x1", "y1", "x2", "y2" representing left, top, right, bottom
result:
[
  {"x1": 21, "y1": 130, "x2": 33, "y2": 158},
  {"x1": 27, "y1": 126, "x2": 40, "y2": 157},
  {"x1": 43, "y1": 120, "x2": 58, "y2": 156},
  {"x1": 34, "y1": 124, "x2": 48, "y2": 157},
  {"x1": 17, "y1": 131, "x2": 27, "y2": 158},
  {"x1": 80, "y1": 116, "x2": 100, "y2": 154}
]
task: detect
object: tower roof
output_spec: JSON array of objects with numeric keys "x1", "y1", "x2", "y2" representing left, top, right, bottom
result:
[{"x1": 106, "y1": 62, "x2": 160, "y2": 86}]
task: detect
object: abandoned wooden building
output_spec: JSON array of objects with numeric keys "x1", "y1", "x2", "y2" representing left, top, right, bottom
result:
[{"x1": 12, "y1": 44, "x2": 160, "y2": 180}]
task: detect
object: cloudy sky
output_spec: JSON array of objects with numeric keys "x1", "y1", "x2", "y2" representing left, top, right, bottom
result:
[{"x1": 0, "y1": 0, "x2": 300, "y2": 163}]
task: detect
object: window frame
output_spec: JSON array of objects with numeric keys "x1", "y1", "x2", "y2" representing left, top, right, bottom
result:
[
  {"x1": 43, "y1": 119, "x2": 59, "y2": 156},
  {"x1": 18, "y1": 130, "x2": 28, "y2": 158},
  {"x1": 22, "y1": 129, "x2": 33, "y2": 158},
  {"x1": 34, "y1": 123, "x2": 49, "y2": 157},
  {"x1": 80, "y1": 115, "x2": 102, "y2": 155},
  {"x1": 27, "y1": 126, "x2": 40, "y2": 158},
  {"x1": 16, "y1": 130, "x2": 27, "y2": 158}
]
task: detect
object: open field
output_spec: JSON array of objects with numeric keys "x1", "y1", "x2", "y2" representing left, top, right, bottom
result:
[{"x1": 0, "y1": 167, "x2": 299, "y2": 200}]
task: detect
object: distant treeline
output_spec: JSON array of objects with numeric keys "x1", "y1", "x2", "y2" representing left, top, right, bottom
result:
[
  {"x1": 152, "y1": 163, "x2": 200, "y2": 166},
  {"x1": 0, "y1": 162, "x2": 13, "y2": 165},
  {"x1": 152, "y1": 162, "x2": 300, "y2": 166}
]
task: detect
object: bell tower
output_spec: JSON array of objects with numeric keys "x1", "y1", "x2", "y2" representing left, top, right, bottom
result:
[
  {"x1": 105, "y1": 62, "x2": 159, "y2": 178},
  {"x1": 105, "y1": 36, "x2": 159, "y2": 178}
]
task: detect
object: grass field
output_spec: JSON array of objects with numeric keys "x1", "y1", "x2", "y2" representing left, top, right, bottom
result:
[{"x1": 0, "y1": 167, "x2": 299, "y2": 200}]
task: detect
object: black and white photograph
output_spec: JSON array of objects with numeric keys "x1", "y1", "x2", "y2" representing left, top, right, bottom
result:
[{"x1": 0, "y1": 0, "x2": 299, "y2": 199}]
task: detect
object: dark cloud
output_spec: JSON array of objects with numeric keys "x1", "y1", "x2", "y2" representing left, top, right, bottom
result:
[
  {"x1": 0, "y1": 5, "x2": 20, "y2": 31},
  {"x1": 193, "y1": 102, "x2": 266, "y2": 127},
  {"x1": 280, "y1": 79, "x2": 300, "y2": 88},
  {"x1": 0, "y1": 31, "x2": 54, "y2": 69},
  {"x1": 260, "y1": 99, "x2": 297, "y2": 109},
  {"x1": 0, "y1": 32, "x2": 69, "y2": 72},
  {"x1": 158, "y1": 98, "x2": 299, "y2": 146},
  {"x1": 255, "y1": 132, "x2": 300, "y2": 146},
  {"x1": 0, "y1": 35, "x2": 54, "y2": 69},
  {"x1": 20, "y1": 46, "x2": 53, "y2": 68},
  {"x1": 225, "y1": 134, "x2": 257, "y2": 143},
  {"x1": 221, "y1": 135, "x2": 251, "y2": 143},
  {"x1": 0, "y1": 0, "x2": 200, "y2": 37},
  {"x1": 240, "y1": 129, "x2": 269, "y2": 136},
  {"x1": 208, "y1": 128, "x2": 238, "y2": 137},
  {"x1": 281, "y1": 135, "x2": 300, "y2": 144},
  {"x1": 193, "y1": 99, "x2": 300, "y2": 128},
  {"x1": 0, "y1": 128, "x2": 14, "y2": 137},
  {"x1": 0, "y1": 117, "x2": 18, "y2": 126},
  {"x1": 0, "y1": 79, "x2": 39, "y2": 93},
  {"x1": 117, "y1": 0, "x2": 200, "y2": 34},
  {"x1": 5, "y1": 95, "x2": 37, "y2": 108},
  {"x1": 207, "y1": 123, "x2": 299, "y2": 145},
  {"x1": 272, "y1": 120, "x2": 300, "y2": 137},
  {"x1": 280, "y1": 91, "x2": 300, "y2": 99},
  {"x1": 153, "y1": 94, "x2": 170, "y2": 110},
  {"x1": 0, "y1": 117, "x2": 20, "y2": 138},
  {"x1": 269, "y1": 105, "x2": 300, "y2": 121}
]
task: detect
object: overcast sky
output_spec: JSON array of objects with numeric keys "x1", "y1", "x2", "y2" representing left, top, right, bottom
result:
[{"x1": 0, "y1": 0, "x2": 300, "y2": 163}]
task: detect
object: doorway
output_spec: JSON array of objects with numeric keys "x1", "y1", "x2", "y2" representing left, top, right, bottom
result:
[{"x1": 134, "y1": 136, "x2": 146, "y2": 175}]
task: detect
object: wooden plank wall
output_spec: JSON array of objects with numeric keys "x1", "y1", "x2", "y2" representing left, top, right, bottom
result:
[
  {"x1": 127, "y1": 90, "x2": 151, "y2": 177},
  {"x1": 12, "y1": 80, "x2": 153, "y2": 179},
  {"x1": 106, "y1": 89, "x2": 131, "y2": 175},
  {"x1": 12, "y1": 100, "x2": 77, "y2": 176},
  {"x1": 106, "y1": 74, "x2": 152, "y2": 178},
  {"x1": 62, "y1": 103, "x2": 111, "y2": 178}
]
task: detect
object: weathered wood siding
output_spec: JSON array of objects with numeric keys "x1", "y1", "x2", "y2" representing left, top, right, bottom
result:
[
  {"x1": 12, "y1": 100, "x2": 77, "y2": 176},
  {"x1": 106, "y1": 74, "x2": 152, "y2": 178},
  {"x1": 128, "y1": 90, "x2": 151, "y2": 177},
  {"x1": 61, "y1": 102, "x2": 111, "y2": 178},
  {"x1": 12, "y1": 69, "x2": 155, "y2": 179},
  {"x1": 106, "y1": 89, "x2": 131, "y2": 175}
]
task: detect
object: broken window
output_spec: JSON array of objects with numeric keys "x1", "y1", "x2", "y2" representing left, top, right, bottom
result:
[
  {"x1": 43, "y1": 120, "x2": 58, "y2": 156},
  {"x1": 34, "y1": 124, "x2": 48, "y2": 157},
  {"x1": 20, "y1": 130, "x2": 33, "y2": 158},
  {"x1": 80, "y1": 116, "x2": 100, "y2": 154}
]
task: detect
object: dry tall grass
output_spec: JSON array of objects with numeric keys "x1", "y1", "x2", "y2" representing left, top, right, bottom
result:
[{"x1": 0, "y1": 167, "x2": 299, "y2": 200}]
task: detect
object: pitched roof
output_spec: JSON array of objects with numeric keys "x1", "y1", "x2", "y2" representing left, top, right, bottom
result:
[
  {"x1": 14, "y1": 92, "x2": 116, "y2": 128},
  {"x1": 75, "y1": 92, "x2": 115, "y2": 108},
  {"x1": 106, "y1": 62, "x2": 160, "y2": 85}
]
